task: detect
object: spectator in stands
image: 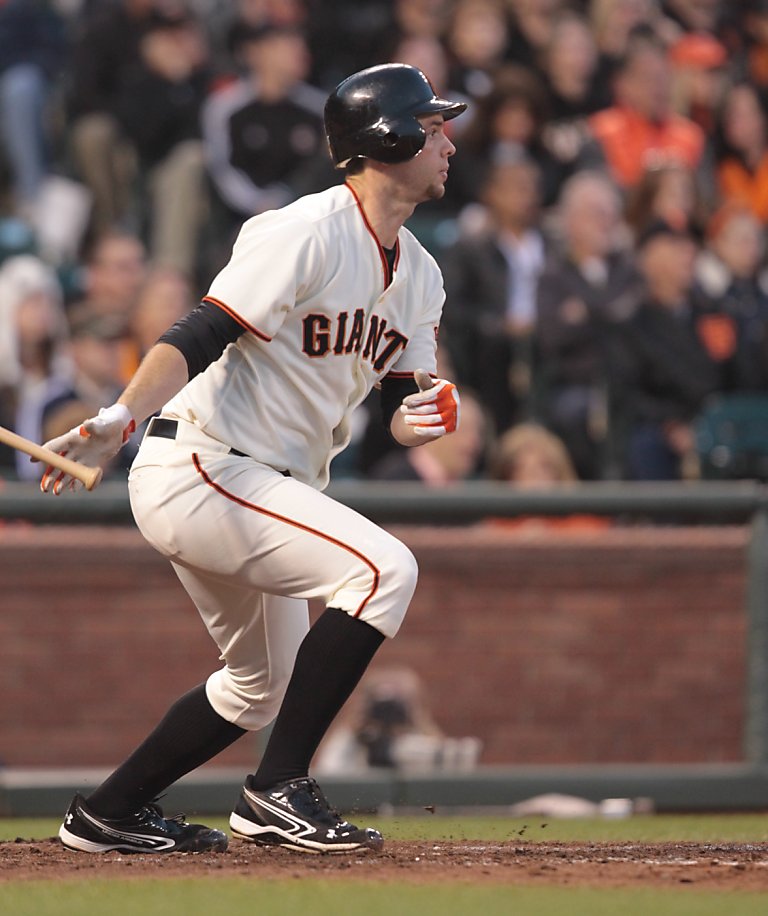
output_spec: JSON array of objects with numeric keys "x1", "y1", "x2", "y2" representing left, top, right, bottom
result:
[
  {"x1": 66, "y1": 229, "x2": 147, "y2": 388},
  {"x1": 506, "y1": 0, "x2": 566, "y2": 74},
  {"x1": 715, "y1": 81, "x2": 768, "y2": 225},
  {"x1": 42, "y1": 312, "x2": 128, "y2": 437},
  {"x1": 589, "y1": 0, "x2": 672, "y2": 90},
  {"x1": 444, "y1": 0, "x2": 512, "y2": 100},
  {"x1": 534, "y1": 170, "x2": 642, "y2": 479},
  {"x1": 201, "y1": 23, "x2": 330, "y2": 240},
  {"x1": 624, "y1": 162, "x2": 705, "y2": 241},
  {"x1": 315, "y1": 666, "x2": 480, "y2": 774},
  {"x1": 369, "y1": 389, "x2": 488, "y2": 484},
  {"x1": 0, "y1": 255, "x2": 70, "y2": 479},
  {"x1": 448, "y1": 64, "x2": 563, "y2": 210},
  {"x1": 540, "y1": 10, "x2": 604, "y2": 121},
  {"x1": 737, "y1": 0, "x2": 768, "y2": 96},
  {"x1": 129, "y1": 266, "x2": 195, "y2": 364},
  {"x1": 610, "y1": 219, "x2": 720, "y2": 480},
  {"x1": 41, "y1": 309, "x2": 142, "y2": 475},
  {"x1": 116, "y1": 9, "x2": 211, "y2": 277},
  {"x1": 538, "y1": 10, "x2": 609, "y2": 187},
  {"x1": 68, "y1": 231, "x2": 147, "y2": 326},
  {"x1": 695, "y1": 203, "x2": 768, "y2": 392},
  {"x1": 377, "y1": 0, "x2": 451, "y2": 59},
  {"x1": 588, "y1": 31, "x2": 707, "y2": 190},
  {"x1": 0, "y1": 0, "x2": 67, "y2": 223},
  {"x1": 306, "y1": 0, "x2": 390, "y2": 89},
  {"x1": 492, "y1": 421, "x2": 578, "y2": 486},
  {"x1": 668, "y1": 31, "x2": 728, "y2": 135},
  {"x1": 224, "y1": 0, "x2": 309, "y2": 55},
  {"x1": 66, "y1": 0, "x2": 160, "y2": 236},
  {"x1": 487, "y1": 420, "x2": 613, "y2": 530},
  {"x1": 663, "y1": 0, "x2": 722, "y2": 34},
  {"x1": 441, "y1": 149, "x2": 546, "y2": 434}
]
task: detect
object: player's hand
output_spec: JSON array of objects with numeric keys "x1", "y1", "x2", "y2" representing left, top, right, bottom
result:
[
  {"x1": 38, "y1": 403, "x2": 135, "y2": 495},
  {"x1": 400, "y1": 368, "x2": 461, "y2": 438}
]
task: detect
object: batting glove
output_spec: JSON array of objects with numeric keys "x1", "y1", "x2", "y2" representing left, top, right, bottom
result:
[
  {"x1": 400, "y1": 368, "x2": 461, "y2": 438},
  {"x1": 39, "y1": 403, "x2": 135, "y2": 495}
]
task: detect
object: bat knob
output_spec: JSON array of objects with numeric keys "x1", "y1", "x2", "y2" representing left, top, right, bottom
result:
[{"x1": 84, "y1": 465, "x2": 103, "y2": 491}]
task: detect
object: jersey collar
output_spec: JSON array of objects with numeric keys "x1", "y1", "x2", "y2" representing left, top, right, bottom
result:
[{"x1": 345, "y1": 181, "x2": 400, "y2": 287}]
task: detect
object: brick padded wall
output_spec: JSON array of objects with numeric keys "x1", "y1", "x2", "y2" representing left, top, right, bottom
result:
[{"x1": 0, "y1": 524, "x2": 748, "y2": 768}]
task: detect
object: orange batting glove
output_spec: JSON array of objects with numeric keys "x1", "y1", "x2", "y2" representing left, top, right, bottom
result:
[{"x1": 400, "y1": 368, "x2": 461, "y2": 438}]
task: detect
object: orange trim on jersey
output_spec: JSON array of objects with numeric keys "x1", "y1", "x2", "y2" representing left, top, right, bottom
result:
[
  {"x1": 202, "y1": 296, "x2": 272, "y2": 342},
  {"x1": 191, "y1": 453, "x2": 381, "y2": 618},
  {"x1": 345, "y1": 182, "x2": 400, "y2": 287}
]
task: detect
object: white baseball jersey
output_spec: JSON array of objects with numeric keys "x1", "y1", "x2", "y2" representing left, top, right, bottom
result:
[{"x1": 163, "y1": 183, "x2": 444, "y2": 489}]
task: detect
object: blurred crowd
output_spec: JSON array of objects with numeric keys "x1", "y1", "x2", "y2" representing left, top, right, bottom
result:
[{"x1": 2, "y1": 0, "x2": 768, "y2": 485}]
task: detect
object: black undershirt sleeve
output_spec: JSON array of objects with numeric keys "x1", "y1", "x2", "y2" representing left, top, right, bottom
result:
[
  {"x1": 158, "y1": 301, "x2": 246, "y2": 380},
  {"x1": 380, "y1": 375, "x2": 420, "y2": 432}
]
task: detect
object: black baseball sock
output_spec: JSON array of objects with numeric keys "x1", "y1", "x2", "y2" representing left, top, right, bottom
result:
[
  {"x1": 249, "y1": 607, "x2": 385, "y2": 790},
  {"x1": 86, "y1": 683, "x2": 246, "y2": 819}
]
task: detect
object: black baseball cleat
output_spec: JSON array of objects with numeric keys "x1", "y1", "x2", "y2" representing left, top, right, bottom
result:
[
  {"x1": 59, "y1": 794, "x2": 229, "y2": 854},
  {"x1": 229, "y1": 776, "x2": 384, "y2": 854}
]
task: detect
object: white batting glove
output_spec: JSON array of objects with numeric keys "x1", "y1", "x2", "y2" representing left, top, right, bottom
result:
[
  {"x1": 39, "y1": 403, "x2": 135, "y2": 495},
  {"x1": 400, "y1": 368, "x2": 461, "y2": 438}
]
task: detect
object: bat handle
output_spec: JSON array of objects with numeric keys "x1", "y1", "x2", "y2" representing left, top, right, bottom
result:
[{"x1": 82, "y1": 465, "x2": 104, "y2": 490}]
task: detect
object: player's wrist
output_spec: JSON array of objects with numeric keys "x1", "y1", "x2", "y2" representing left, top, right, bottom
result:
[
  {"x1": 86, "y1": 403, "x2": 136, "y2": 445},
  {"x1": 100, "y1": 403, "x2": 134, "y2": 429}
]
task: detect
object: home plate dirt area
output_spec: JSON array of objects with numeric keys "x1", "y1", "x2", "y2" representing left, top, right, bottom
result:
[{"x1": 2, "y1": 838, "x2": 768, "y2": 889}]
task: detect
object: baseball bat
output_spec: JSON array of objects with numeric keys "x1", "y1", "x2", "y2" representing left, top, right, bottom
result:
[{"x1": 0, "y1": 425, "x2": 103, "y2": 490}]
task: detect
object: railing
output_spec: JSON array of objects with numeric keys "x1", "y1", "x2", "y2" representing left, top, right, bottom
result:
[
  {"x1": 1, "y1": 478, "x2": 765, "y2": 524},
  {"x1": 3, "y1": 478, "x2": 768, "y2": 767}
]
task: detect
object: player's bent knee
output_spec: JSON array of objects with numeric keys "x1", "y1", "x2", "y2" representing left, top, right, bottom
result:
[
  {"x1": 362, "y1": 539, "x2": 418, "y2": 639},
  {"x1": 392, "y1": 541, "x2": 419, "y2": 602},
  {"x1": 206, "y1": 667, "x2": 291, "y2": 731}
]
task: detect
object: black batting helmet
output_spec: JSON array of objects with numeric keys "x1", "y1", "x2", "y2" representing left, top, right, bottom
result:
[{"x1": 324, "y1": 64, "x2": 467, "y2": 169}]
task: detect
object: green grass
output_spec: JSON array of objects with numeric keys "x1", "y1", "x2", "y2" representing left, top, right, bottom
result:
[
  {"x1": 1, "y1": 878, "x2": 767, "y2": 916},
  {"x1": 3, "y1": 812, "x2": 768, "y2": 843},
  {"x1": 377, "y1": 812, "x2": 768, "y2": 843},
  {"x1": 2, "y1": 815, "x2": 767, "y2": 916}
]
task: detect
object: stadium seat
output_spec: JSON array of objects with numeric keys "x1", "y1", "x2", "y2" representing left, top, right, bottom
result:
[{"x1": 694, "y1": 393, "x2": 768, "y2": 480}]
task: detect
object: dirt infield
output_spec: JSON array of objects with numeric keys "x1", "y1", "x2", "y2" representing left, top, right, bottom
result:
[{"x1": 2, "y1": 838, "x2": 768, "y2": 889}]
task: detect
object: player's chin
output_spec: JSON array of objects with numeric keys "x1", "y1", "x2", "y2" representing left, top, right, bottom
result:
[{"x1": 424, "y1": 180, "x2": 447, "y2": 201}]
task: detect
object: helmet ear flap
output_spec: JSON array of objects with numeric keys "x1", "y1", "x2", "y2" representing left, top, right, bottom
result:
[{"x1": 363, "y1": 117, "x2": 425, "y2": 163}]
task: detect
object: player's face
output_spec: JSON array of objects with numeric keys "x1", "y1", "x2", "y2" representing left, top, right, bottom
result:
[{"x1": 395, "y1": 115, "x2": 456, "y2": 203}]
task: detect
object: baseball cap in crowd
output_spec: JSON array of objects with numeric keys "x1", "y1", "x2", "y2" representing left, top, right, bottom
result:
[{"x1": 669, "y1": 33, "x2": 727, "y2": 70}]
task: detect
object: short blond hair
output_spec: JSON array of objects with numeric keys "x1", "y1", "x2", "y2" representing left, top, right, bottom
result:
[{"x1": 492, "y1": 422, "x2": 578, "y2": 482}]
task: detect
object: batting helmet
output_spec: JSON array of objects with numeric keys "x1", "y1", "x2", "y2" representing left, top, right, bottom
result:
[{"x1": 324, "y1": 64, "x2": 467, "y2": 169}]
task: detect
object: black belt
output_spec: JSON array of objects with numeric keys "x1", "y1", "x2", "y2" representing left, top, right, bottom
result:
[{"x1": 147, "y1": 417, "x2": 249, "y2": 458}]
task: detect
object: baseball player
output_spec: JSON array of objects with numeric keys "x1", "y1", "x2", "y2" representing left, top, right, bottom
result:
[{"x1": 42, "y1": 63, "x2": 465, "y2": 855}]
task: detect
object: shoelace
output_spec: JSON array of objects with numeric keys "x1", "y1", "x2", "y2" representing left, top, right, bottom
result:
[
  {"x1": 142, "y1": 802, "x2": 187, "y2": 826},
  {"x1": 303, "y1": 780, "x2": 344, "y2": 825}
]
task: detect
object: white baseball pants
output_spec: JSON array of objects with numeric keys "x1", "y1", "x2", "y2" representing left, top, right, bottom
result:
[{"x1": 128, "y1": 419, "x2": 418, "y2": 730}]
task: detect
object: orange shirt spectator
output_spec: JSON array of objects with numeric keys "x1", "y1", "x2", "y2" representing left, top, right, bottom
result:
[
  {"x1": 588, "y1": 34, "x2": 705, "y2": 188},
  {"x1": 717, "y1": 157, "x2": 768, "y2": 222},
  {"x1": 590, "y1": 105, "x2": 705, "y2": 187},
  {"x1": 715, "y1": 82, "x2": 768, "y2": 223}
]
